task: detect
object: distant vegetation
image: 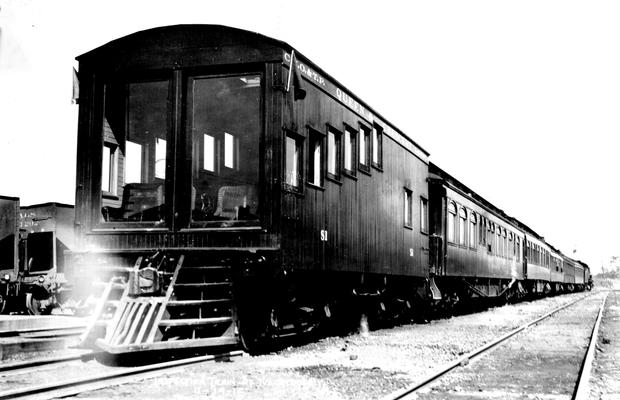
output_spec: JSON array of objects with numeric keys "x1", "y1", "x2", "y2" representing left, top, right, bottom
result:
[{"x1": 594, "y1": 256, "x2": 620, "y2": 288}]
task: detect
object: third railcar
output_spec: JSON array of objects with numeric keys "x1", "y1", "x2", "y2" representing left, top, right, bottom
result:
[{"x1": 67, "y1": 24, "x2": 589, "y2": 355}]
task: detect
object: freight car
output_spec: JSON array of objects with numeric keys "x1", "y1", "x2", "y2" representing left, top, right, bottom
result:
[
  {"x1": 68, "y1": 25, "x2": 589, "y2": 355},
  {"x1": 0, "y1": 197, "x2": 75, "y2": 314}
]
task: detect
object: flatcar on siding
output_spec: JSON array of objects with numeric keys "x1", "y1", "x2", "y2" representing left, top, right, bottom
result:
[{"x1": 68, "y1": 25, "x2": 431, "y2": 354}]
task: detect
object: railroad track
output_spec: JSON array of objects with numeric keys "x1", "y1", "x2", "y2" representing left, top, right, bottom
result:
[
  {"x1": 0, "y1": 352, "x2": 97, "y2": 375},
  {"x1": 0, "y1": 350, "x2": 244, "y2": 400},
  {"x1": 0, "y1": 325, "x2": 85, "y2": 338},
  {"x1": 382, "y1": 291, "x2": 608, "y2": 400}
]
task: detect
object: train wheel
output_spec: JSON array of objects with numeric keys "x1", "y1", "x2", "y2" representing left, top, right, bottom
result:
[
  {"x1": 25, "y1": 293, "x2": 53, "y2": 315},
  {"x1": 238, "y1": 307, "x2": 278, "y2": 355}
]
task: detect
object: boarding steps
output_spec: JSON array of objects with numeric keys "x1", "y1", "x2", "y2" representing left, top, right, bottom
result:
[{"x1": 80, "y1": 254, "x2": 239, "y2": 353}]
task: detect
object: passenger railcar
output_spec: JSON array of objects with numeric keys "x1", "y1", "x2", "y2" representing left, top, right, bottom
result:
[
  {"x1": 428, "y1": 163, "x2": 526, "y2": 302},
  {"x1": 68, "y1": 25, "x2": 431, "y2": 353},
  {"x1": 0, "y1": 197, "x2": 74, "y2": 313},
  {"x1": 69, "y1": 24, "x2": 591, "y2": 355}
]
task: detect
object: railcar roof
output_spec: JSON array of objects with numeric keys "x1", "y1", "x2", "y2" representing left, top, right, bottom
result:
[
  {"x1": 77, "y1": 24, "x2": 429, "y2": 157},
  {"x1": 20, "y1": 202, "x2": 74, "y2": 210},
  {"x1": 0, "y1": 195, "x2": 20, "y2": 201},
  {"x1": 429, "y1": 162, "x2": 545, "y2": 239}
]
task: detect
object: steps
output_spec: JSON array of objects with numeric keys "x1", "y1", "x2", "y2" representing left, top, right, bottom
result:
[{"x1": 80, "y1": 253, "x2": 240, "y2": 353}]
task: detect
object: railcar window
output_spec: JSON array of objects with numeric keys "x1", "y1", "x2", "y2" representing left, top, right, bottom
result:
[
  {"x1": 223, "y1": 133, "x2": 237, "y2": 169},
  {"x1": 497, "y1": 228, "x2": 502, "y2": 257},
  {"x1": 469, "y1": 213, "x2": 477, "y2": 249},
  {"x1": 447, "y1": 202, "x2": 457, "y2": 243},
  {"x1": 189, "y1": 74, "x2": 261, "y2": 223},
  {"x1": 458, "y1": 208, "x2": 467, "y2": 246},
  {"x1": 203, "y1": 134, "x2": 216, "y2": 172},
  {"x1": 101, "y1": 143, "x2": 118, "y2": 195},
  {"x1": 420, "y1": 197, "x2": 428, "y2": 233},
  {"x1": 327, "y1": 127, "x2": 341, "y2": 180},
  {"x1": 359, "y1": 124, "x2": 371, "y2": 172},
  {"x1": 404, "y1": 188, "x2": 413, "y2": 228},
  {"x1": 372, "y1": 124, "x2": 383, "y2": 168},
  {"x1": 25, "y1": 232, "x2": 54, "y2": 272},
  {"x1": 100, "y1": 79, "x2": 171, "y2": 223},
  {"x1": 479, "y1": 218, "x2": 485, "y2": 246},
  {"x1": 285, "y1": 134, "x2": 302, "y2": 191},
  {"x1": 308, "y1": 130, "x2": 323, "y2": 187},
  {"x1": 344, "y1": 126, "x2": 357, "y2": 175}
]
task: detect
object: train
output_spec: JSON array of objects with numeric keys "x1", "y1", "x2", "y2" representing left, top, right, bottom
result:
[
  {"x1": 63, "y1": 24, "x2": 590, "y2": 354},
  {"x1": 0, "y1": 196, "x2": 75, "y2": 314}
]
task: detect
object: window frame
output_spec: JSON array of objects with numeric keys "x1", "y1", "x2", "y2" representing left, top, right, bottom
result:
[
  {"x1": 283, "y1": 130, "x2": 304, "y2": 193},
  {"x1": 358, "y1": 122, "x2": 371, "y2": 174},
  {"x1": 372, "y1": 123, "x2": 383, "y2": 170},
  {"x1": 326, "y1": 124, "x2": 342, "y2": 183},
  {"x1": 420, "y1": 196, "x2": 428, "y2": 234},
  {"x1": 447, "y1": 201, "x2": 457, "y2": 244},
  {"x1": 97, "y1": 73, "x2": 174, "y2": 229},
  {"x1": 458, "y1": 207, "x2": 467, "y2": 247},
  {"x1": 343, "y1": 124, "x2": 357, "y2": 178},
  {"x1": 404, "y1": 187, "x2": 413, "y2": 229},
  {"x1": 102, "y1": 142, "x2": 118, "y2": 198},
  {"x1": 469, "y1": 212, "x2": 477, "y2": 250},
  {"x1": 307, "y1": 128, "x2": 325, "y2": 189}
]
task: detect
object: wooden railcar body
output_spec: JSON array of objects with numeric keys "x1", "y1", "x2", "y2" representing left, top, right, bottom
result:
[
  {"x1": 68, "y1": 24, "x2": 591, "y2": 354},
  {"x1": 548, "y1": 247, "x2": 564, "y2": 286},
  {"x1": 0, "y1": 196, "x2": 20, "y2": 284},
  {"x1": 563, "y1": 257, "x2": 576, "y2": 285},
  {"x1": 574, "y1": 262, "x2": 585, "y2": 285},
  {"x1": 72, "y1": 25, "x2": 429, "y2": 273},
  {"x1": 69, "y1": 25, "x2": 430, "y2": 352},
  {"x1": 523, "y1": 234, "x2": 550, "y2": 283},
  {"x1": 428, "y1": 163, "x2": 526, "y2": 297}
]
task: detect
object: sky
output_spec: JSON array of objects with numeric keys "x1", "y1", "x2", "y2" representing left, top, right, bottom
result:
[{"x1": 0, "y1": 0, "x2": 618, "y2": 272}]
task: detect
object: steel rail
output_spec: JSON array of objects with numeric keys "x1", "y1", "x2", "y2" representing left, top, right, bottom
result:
[
  {"x1": 0, "y1": 352, "x2": 97, "y2": 374},
  {"x1": 0, "y1": 325, "x2": 86, "y2": 338},
  {"x1": 0, "y1": 350, "x2": 244, "y2": 400},
  {"x1": 573, "y1": 291, "x2": 610, "y2": 400},
  {"x1": 383, "y1": 293, "x2": 596, "y2": 400}
]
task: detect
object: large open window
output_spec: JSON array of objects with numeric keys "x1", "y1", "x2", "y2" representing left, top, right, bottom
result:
[
  {"x1": 100, "y1": 79, "x2": 171, "y2": 224},
  {"x1": 189, "y1": 74, "x2": 261, "y2": 223}
]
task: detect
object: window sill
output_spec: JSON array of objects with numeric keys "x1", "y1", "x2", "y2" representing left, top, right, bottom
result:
[
  {"x1": 102, "y1": 193, "x2": 119, "y2": 201},
  {"x1": 403, "y1": 225, "x2": 413, "y2": 230},
  {"x1": 342, "y1": 170, "x2": 357, "y2": 181},
  {"x1": 372, "y1": 163, "x2": 383, "y2": 172},
  {"x1": 358, "y1": 166, "x2": 371, "y2": 177},
  {"x1": 306, "y1": 182, "x2": 325, "y2": 191},
  {"x1": 326, "y1": 175, "x2": 342, "y2": 185},
  {"x1": 282, "y1": 187, "x2": 305, "y2": 198}
]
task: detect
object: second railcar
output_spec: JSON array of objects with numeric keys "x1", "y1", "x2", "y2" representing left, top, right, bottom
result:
[{"x1": 0, "y1": 199, "x2": 74, "y2": 313}]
